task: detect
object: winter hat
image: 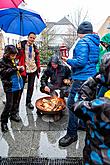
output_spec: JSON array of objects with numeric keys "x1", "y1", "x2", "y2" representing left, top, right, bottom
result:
[
  {"x1": 4, "y1": 45, "x2": 17, "y2": 55},
  {"x1": 51, "y1": 54, "x2": 60, "y2": 64},
  {"x1": 77, "y1": 21, "x2": 93, "y2": 34}
]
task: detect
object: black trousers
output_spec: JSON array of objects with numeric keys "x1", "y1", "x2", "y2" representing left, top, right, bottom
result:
[
  {"x1": 26, "y1": 72, "x2": 36, "y2": 104},
  {"x1": 17, "y1": 71, "x2": 36, "y2": 106},
  {"x1": 12, "y1": 72, "x2": 36, "y2": 116},
  {"x1": 1, "y1": 90, "x2": 21, "y2": 123}
]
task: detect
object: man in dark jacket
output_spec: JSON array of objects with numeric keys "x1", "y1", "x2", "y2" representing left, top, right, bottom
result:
[
  {"x1": 40, "y1": 54, "x2": 71, "y2": 98},
  {"x1": 16, "y1": 32, "x2": 40, "y2": 109}
]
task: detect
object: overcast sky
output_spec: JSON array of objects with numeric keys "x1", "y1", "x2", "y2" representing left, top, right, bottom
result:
[{"x1": 24, "y1": 0, "x2": 110, "y2": 32}]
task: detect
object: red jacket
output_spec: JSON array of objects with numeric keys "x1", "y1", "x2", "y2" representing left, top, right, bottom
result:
[{"x1": 16, "y1": 40, "x2": 40, "y2": 78}]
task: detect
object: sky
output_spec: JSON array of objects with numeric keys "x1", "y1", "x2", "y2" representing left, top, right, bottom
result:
[{"x1": 23, "y1": 0, "x2": 110, "y2": 32}]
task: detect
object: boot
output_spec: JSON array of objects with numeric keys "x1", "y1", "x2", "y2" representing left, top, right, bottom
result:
[
  {"x1": 26, "y1": 103, "x2": 34, "y2": 109},
  {"x1": 1, "y1": 123, "x2": 8, "y2": 133},
  {"x1": 10, "y1": 114, "x2": 21, "y2": 122},
  {"x1": 59, "y1": 134, "x2": 78, "y2": 147}
]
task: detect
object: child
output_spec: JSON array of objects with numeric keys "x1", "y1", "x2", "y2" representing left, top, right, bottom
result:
[
  {"x1": 0, "y1": 45, "x2": 24, "y2": 133},
  {"x1": 73, "y1": 52, "x2": 110, "y2": 164}
]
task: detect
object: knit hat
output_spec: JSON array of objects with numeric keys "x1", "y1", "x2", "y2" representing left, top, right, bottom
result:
[
  {"x1": 4, "y1": 45, "x2": 17, "y2": 55},
  {"x1": 77, "y1": 21, "x2": 93, "y2": 34},
  {"x1": 51, "y1": 54, "x2": 60, "y2": 64}
]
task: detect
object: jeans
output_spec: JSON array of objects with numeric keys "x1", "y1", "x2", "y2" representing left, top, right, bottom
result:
[{"x1": 67, "y1": 80, "x2": 85, "y2": 137}]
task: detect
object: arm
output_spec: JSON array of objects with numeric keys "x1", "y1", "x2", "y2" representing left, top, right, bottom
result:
[
  {"x1": 78, "y1": 77, "x2": 98, "y2": 101},
  {"x1": 0, "y1": 61, "x2": 17, "y2": 79},
  {"x1": 40, "y1": 69, "x2": 50, "y2": 88},
  {"x1": 34, "y1": 44, "x2": 41, "y2": 78},
  {"x1": 67, "y1": 40, "x2": 89, "y2": 68},
  {"x1": 35, "y1": 49, "x2": 40, "y2": 71},
  {"x1": 73, "y1": 100, "x2": 91, "y2": 122}
]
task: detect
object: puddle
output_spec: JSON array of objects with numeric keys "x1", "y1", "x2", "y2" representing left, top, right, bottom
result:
[
  {"x1": 38, "y1": 132, "x2": 67, "y2": 158},
  {"x1": 0, "y1": 137, "x2": 9, "y2": 157}
]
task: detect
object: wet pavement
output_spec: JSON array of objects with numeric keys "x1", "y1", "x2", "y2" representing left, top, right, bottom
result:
[{"x1": 0, "y1": 79, "x2": 85, "y2": 159}]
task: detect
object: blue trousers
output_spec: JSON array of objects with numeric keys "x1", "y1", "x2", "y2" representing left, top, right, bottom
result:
[{"x1": 67, "y1": 80, "x2": 85, "y2": 137}]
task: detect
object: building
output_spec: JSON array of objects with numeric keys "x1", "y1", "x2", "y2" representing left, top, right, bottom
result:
[
  {"x1": 98, "y1": 16, "x2": 110, "y2": 37},
  {"x1": 46, "y1": 17, "x2": 77, "y2": 48},
  {"x1": 37, "y1": 16, "x2": 77, "y2": 52}
]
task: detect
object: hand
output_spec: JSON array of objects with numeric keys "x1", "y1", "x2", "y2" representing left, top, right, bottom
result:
[
  {"x1": 17, "y1": 66, "x2": 24, "y2": 71},
  {"x1": 61, "y1": 56, "x2": 67, "y2": 62},
  {"x1": 63, "y1": 79, "x2": 71, "y2": 85},
  {"x1": 44, "y1": 86, "x2": 50, "y2": 93}
]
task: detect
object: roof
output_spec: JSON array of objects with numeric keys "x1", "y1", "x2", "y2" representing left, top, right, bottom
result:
[
  {"x1": 55, "y1": 17, "x2": 74, "y2": 26},
  {"x1": 46, "y1": 17, "x2": 75, "y2": 29}
]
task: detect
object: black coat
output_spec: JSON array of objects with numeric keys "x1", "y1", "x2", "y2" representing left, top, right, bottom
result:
[
  {"x1": 0, "y1": 57, "x2": 23, "y2": 92},
  {"x1": 40, "y1": 63, "x2": 71, "y2": 90}
]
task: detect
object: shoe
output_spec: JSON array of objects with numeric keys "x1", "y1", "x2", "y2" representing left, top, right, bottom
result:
[
  {"x1": 78, "y1": 125, "x2": 86, "y2": 131},
  {"x1": 26, "y1": 103, "x2": 34, "y2": 109},
  {"x1": 1, "y1": 123, "x2": 8, "y2": 133},
  {"x1": 10, "y1": 114, "x2": 21, "y2": 122},
  {"x1": 59, "y1": 134, "x2": 78, "y2": 147},
  {"x1": 36, "y1": 110, "x2": 43, "y2": 116}
]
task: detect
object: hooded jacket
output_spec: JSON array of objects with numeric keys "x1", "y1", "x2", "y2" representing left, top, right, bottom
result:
[
  {"x1": 96, "y1": 33, "x2": 110, "y2": 72},
  {"x1": 74, "y1": 97, "x2": 110, "y2": 164},
  {"x1": 66, "y1": 33, "x2": 100, "y2": 80},
  {"x1": 40, "y1": 56, "x2": 71, "y2": 89},
  {"x1": 0, "y1": 57, "x2": 23, "y2": 92}
]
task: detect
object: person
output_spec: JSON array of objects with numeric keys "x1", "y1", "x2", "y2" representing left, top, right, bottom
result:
[
  {"x1": 16, "y1": 32, "x2": 40, "y2": 109},
  {"x1": 40, "y1": 54, "x2": 71, "y2": 98},
  {"x1": 0, "y1": 45, "x2": 23, "y2": 133},
  {"x1": 73, "y1": 52, "x2": 110, "y2": 164},
  {"x1": 59, "y1": 21, "x2": 100, "y2": 147},
  {"x1": 96, "y1": 33, "x2": 110, "y2": 72},
  {"x1": 96, "y1": 33, "x2": 110, "y2": 97}
]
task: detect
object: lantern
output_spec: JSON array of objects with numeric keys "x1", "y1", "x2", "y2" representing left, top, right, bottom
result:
[{"x1": 60, "y1": 44, "x2": 69, "y2": 58}]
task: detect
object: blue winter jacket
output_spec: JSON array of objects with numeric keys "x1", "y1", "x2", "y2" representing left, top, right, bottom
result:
[
  {"x1": 67, "y1": 34, "x2": 100, "y2": 80},
  {"x1": 0, "y1": 57, "x2": 23, "y2": 93}
]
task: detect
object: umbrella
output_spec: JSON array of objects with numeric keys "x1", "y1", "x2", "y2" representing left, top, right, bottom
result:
[
  {"x1": 0, "y1": 0, "x2": 23, "y2": 8},
  {"x1": 0, "y1": 8, "x2": 46, "y2": 36}
]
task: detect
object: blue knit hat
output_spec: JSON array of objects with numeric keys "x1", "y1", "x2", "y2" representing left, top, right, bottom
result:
[{"x1": 77, "y1": 21, "x2": 93, "y2": 34}]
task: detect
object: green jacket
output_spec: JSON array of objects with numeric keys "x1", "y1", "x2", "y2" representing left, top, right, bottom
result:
[{"x1": 96, "y1": 33, "x2": 110, "y2": 72}]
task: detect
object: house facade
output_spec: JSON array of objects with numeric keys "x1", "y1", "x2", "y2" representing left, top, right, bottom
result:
[{"x1": 98, "y1": 16, "x2": 110, "y2": 37}]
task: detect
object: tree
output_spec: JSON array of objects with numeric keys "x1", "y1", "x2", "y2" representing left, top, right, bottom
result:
[
  {"x1": 61, "y1": 8, "x2": 89, "y2": 49},
  {"x1": 38, "y1": 23, "x2": 56, "y2": 65},
  {"x1": 67, "y1": 8, "x2": 89, "y2": 29}
]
